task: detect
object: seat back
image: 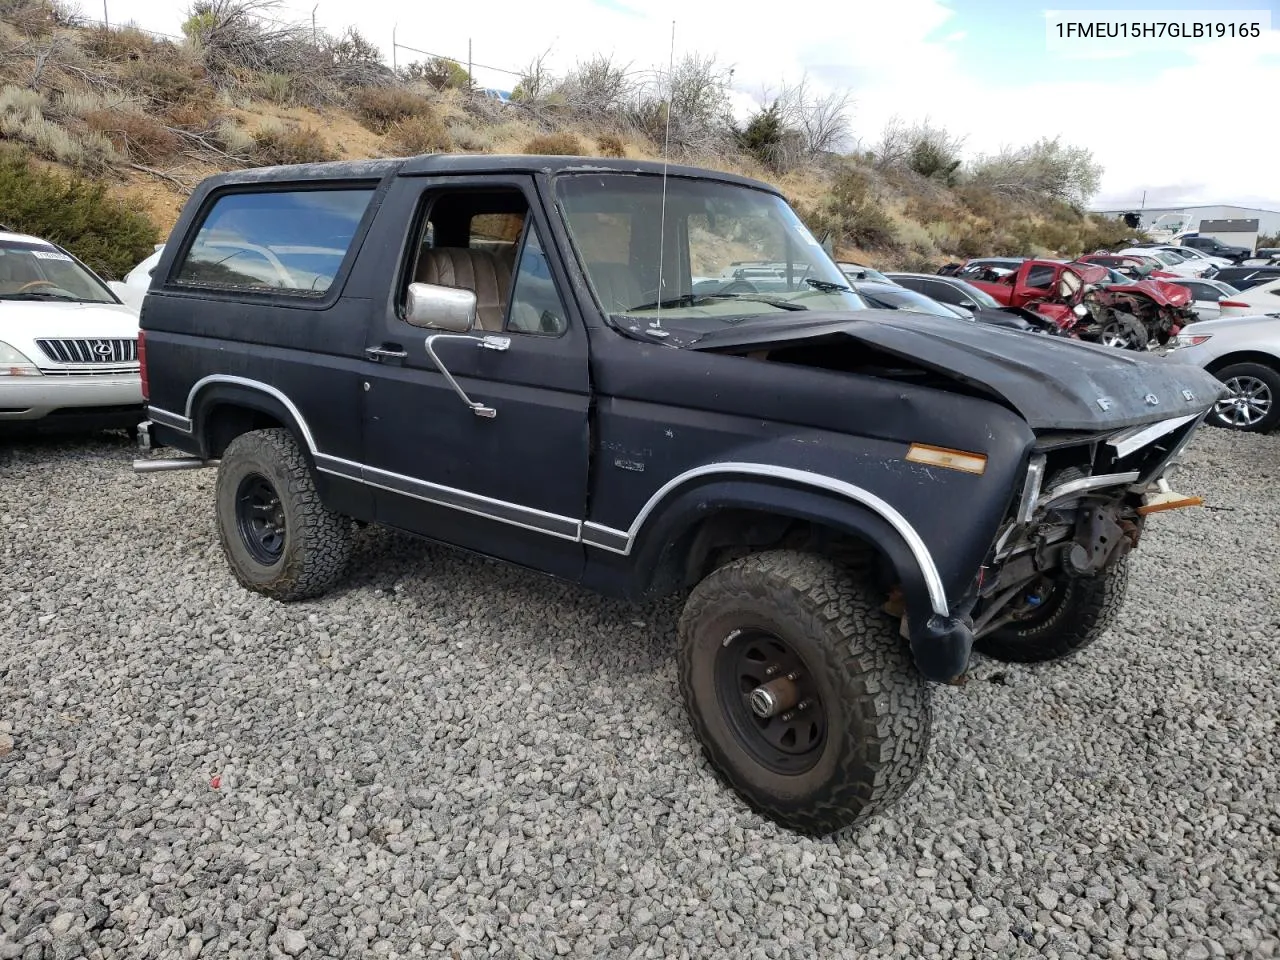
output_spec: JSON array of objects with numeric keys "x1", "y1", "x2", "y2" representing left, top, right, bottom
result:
[{"x1": 414, "y1": 247, "x2": 513, "y2": 332}]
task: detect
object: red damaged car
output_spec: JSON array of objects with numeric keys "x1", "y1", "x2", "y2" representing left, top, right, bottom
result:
[{"x1": 957, "y1": 258, "x2": 1197, "y2": 349}]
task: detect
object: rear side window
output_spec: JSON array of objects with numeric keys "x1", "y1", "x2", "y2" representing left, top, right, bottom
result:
[{"x1": 173, "y1": 187, "x2": 374, "y2": 296}]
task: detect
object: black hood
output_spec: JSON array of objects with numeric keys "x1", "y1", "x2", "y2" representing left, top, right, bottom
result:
[{"x1": 689, "y1": 310, "x2": 1227, "y2": 432}]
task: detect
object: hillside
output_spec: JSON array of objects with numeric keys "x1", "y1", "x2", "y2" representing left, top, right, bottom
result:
[{"x1": 0, "y1": 0, "x2": 1137, "y2": 280}]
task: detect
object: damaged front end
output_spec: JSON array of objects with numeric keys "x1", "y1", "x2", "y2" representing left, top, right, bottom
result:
[{"x1": 963, "y1": 410, "x2": 1205, "y2": 641}]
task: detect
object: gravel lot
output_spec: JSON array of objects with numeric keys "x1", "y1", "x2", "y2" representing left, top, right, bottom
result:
[{"x1": 2, "y1": 427, "x2": 1278, "y2": 960}]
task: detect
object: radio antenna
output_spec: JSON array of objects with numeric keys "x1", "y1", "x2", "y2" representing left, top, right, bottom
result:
[{"x1": 650, "y1": 19, "x2": 676, "y2": 336}]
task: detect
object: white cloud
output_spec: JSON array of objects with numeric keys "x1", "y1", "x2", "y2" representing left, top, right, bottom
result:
[{"x1": 97, "y1": 0, "x2": 1280, "y2": 206}]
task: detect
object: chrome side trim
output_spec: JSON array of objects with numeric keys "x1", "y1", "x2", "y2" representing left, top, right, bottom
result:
[
  {"x1": 184, "y1": 375, "x2": 319, "y2": 454},
  {"x1": 601, "y1": 462, "x2": 949, "y2": 617},
  {"x1": 1016, "y1": 455, "x2": 1046, "y2": 525},
  {"x1": 166, "y1": 377, "x2": 949, "y2": 615},
  {"x1": 352, "y1": 461, "x2": 582, "y2": 542},
  {"x1": 1137, "y1": 409, "x2": 1209, "y2": 485},
  {"x1": 1039, "y1": 471, "x2": 1141, "y2": 509},
  {"x1": 147, "y1": 406, "x2": 192, "y2": 432},
  {"x1": 1106, "y1": 413, "x2": 1198, "y2": 460}
]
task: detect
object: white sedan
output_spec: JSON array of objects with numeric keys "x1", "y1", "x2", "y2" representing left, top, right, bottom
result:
[
  {"x1": 1117, "y1": 247, "x2": 1213, "y2": 278},
  {"x1": 1216, "y1": 277, "x2": 1280, "y2": 319},
  {"x1": 1, "y1": 229, "x2": 143, "y2": 434},
  {"x1": 1147, "y1": 244, "x2": 1234, "y2": 269}
]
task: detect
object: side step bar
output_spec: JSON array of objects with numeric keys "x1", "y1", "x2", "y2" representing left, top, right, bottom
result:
[
  {"x1": 133, "y1": 419, "x2": 218, "y2": 473},
  {"x1": 133, "y1": 458, "x2": 219, "y2": 473}
]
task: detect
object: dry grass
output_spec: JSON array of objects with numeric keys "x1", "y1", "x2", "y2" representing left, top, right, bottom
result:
[
  {"x1": 523, "y1": 132, "x2": 585, "y2": 156},
  {"x1": 387, "y1": 113, "x2": 453, "y2": 156},
  {"x1": 251, "y1": 121, "x2": 337, "y2": 165}
]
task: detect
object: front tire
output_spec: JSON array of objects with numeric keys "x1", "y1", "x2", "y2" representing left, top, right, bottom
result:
[
  {"x1": 214, "y1": 428, "x2": 352, "y2": 601},
  {"x1": 677, "y1": 550, "x2": 932, "y2": 836},
  {"x1": 975, "y1": 557, "x2": 1129, "y2": 664},
  {"x1": 1208, "y1": 362, "x2": 1280, "y2": 432}
]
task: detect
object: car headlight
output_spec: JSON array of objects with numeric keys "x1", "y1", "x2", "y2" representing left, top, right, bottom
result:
[
  {"x1": 1174, "y1": 333, "x2": 1211, "y2": 347},
  {"x1": 0, "y1": 341, "x2": 41, "y2": 377},
  {"x1": 1072, "y1": 304, "x2": 1089, "y2": 317}
]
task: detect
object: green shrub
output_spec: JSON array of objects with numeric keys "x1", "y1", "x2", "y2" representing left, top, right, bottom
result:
[
  {"x1": 0, "y1": 84, "x2": 120, "y2": 171},
  {"x1": 0, "y1": 149, "x2": 158, "y2": 278},
  {"x1": 801, "y1": 166, "x2": 898, "y2": 251},
  {"x1": 121, "y1": 60, "x2": 210, "y2": 109},
  {"x1": 256, "y1": 72, "x2": 295, "y2": 106}
]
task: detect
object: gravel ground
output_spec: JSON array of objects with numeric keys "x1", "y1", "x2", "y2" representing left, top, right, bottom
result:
[{"x1": 1, "y1": 427, "x2": 1278, "y2": 960}]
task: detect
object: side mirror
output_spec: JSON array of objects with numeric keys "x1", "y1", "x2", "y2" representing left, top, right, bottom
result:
[
  {"x1": 404, "y1": 282, "x2": 476, "y2": 333},
  {"x1": 959, "y1": 299, "x2": 978, "y2": 309}
]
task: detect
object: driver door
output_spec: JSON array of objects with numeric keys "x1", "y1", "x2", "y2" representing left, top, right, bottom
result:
[{"x1": 359, "y1": 175, "x2": 592, "y2": 581}]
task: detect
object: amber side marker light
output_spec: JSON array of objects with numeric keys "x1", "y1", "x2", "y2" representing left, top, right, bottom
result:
[
  {"x1": 905, "y1": 443, "x2": 988, "y2": 475},
  {"x1": 1137, "y1": 493, "x2": 1204, "y2": 515}
]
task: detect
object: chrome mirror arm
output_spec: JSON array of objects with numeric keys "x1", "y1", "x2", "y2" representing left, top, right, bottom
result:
[{"x1": 423, "y1": 334, "x2": 511, "y2": 418}]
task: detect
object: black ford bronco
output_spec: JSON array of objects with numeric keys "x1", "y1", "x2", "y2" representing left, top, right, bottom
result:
[{"x1": 133, "y1": 155, "x2": 1223, "y2": 835}]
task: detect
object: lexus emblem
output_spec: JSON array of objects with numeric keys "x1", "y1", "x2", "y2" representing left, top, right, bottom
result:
[
  {"x1": 93, "y1": 340, "x2": 113, "y2": 357},
  {"x1": 1144, "y1": 393, "x2": 1160, "y2": 406}
]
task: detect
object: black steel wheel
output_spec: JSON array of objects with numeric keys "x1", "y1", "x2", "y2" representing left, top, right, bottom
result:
[
  {"x1": 234, "y1": 472, "x2": 287, "y2": 565},
  {"x1": 713, "y1": 628, "x2": 827, "y2": 776},
  {"x1": 678, "y1": 549, "x2": 932, "y2": 836},
  {"x1": 214, "y1": 427, "x2": 352, "y2": 601}
]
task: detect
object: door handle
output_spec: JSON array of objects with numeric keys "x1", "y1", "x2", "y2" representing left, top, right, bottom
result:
[{"x1": 365, "y1": 344, "x2": 407, "y2": 362}]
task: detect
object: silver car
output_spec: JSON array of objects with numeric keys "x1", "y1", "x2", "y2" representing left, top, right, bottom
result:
[
  {"x1": 1163, "y1": 277, "x2": 1242, "y2": 322},
  {"x1": 1163, "y1": 312, "x2": 1280, "y2": 432}
]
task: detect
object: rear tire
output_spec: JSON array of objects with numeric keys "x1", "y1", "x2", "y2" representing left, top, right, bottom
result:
[
  {"x1": 1207, "y1": 362, "x2": 1280, "y2": 432},
  {"x1": 975, "y1": 557, "x2": 1129, "y2": 664},
  {"x1": 677, "y1": 550, "x2": 932, "y2": 836},
  {"x1": 214, "y1": 427, "x2": 352, "y2": 601}
]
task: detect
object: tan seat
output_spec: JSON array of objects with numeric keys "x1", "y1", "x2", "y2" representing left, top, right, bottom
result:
[{"x1": 414, "y1": 247, "x2": 513, "y2": 332}]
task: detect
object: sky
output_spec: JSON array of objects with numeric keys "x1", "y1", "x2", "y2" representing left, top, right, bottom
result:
[{"x1": 93, "y1": 0, "x2": 1280, "y2": 211}]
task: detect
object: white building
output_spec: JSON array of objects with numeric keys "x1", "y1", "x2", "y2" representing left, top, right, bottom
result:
[{"x1": 1092, "y1": 203, "x2": 1280, "y2": 239}]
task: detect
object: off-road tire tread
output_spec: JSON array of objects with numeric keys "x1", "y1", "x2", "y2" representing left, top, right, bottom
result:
[
  {"x1": 215, "y1": 427, "x2": 351, "y2": 601},
  {"x1": 976, "y1": 556, "x2": 1129, "y2": 664},
  {"x1": 677, "y1": 549, "x2": 931, "y2": 836}
]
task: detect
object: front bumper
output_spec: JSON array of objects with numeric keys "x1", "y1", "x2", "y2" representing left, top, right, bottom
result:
[{"x1": 0, "y1": 374, "x2": 143, "y2": 422}]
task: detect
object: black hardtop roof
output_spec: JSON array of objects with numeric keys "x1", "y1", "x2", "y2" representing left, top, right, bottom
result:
[{"x1": 197, "y1": 153, "x2": 781, "y2": 195}]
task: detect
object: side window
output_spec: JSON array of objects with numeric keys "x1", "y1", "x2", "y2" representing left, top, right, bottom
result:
[
  {"x1": 923, "y1": 280, "x2": 962, "y2": 304},
  {"x1": 1024, "y1": 264, "x2": 1056, "y2": 289},
  {"x1": 406, "y1": 189, "x2": 529, "y2": 333},
  {"x1": 403, "y1": 187, "x2": 570, "y2": 336},
  {"x1": 173, "y1": 187, "x2": 373, "y2": 295},
  {"x1": 894, "y1": 277, "x2": 925, "y2": 294},
  {"x1": 506, "y1": 224, "x2": 569, "y2": 336}
]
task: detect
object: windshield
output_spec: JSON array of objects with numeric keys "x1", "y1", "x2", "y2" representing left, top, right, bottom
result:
[
  {"x1": 554, "y1": 173, "x2": 864, "y2": 331},
  {"x1": 0, "y1": 239, "x2": 117, "y2": 303},
  {"x1": 857, "y1": 284, "x2": 965, "y2": 318},
  {"x1": 953, "y1": 280, "x2": 1001, "y2": 308}
]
